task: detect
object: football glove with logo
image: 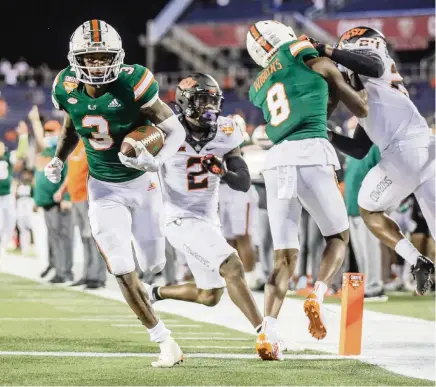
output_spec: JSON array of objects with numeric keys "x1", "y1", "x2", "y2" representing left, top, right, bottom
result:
[
  {"x1": 44, "y1": 157, "x2": 64, "y2": 184},
  {"x1": 118, "y1": 142, "x2": 162, "y2": 172},
  {"x1": 201, "y1": 154, "x2": 227, "y2": 177}
]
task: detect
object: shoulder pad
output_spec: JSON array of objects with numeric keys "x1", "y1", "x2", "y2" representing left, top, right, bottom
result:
[
  {"x1": 288, "y1": 39, "x2": 318, "y2": 61},
  {"x1": 216, "y1": 116, "x2": 244, "y2": 149},
  {"x1": 52, "y1": 68, "x2": 79, "y2": 110},
  {"x1": 119, "y1": 64, "x2": 158, "y2": 106}
]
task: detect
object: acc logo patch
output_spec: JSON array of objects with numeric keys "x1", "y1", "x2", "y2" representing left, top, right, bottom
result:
[
  {"x1": 63, "y1": 81, "x2": 78, "y2": 94},
  {"x1": 67, "y1": 97, "x2": 78, "y2": 104},
  {"x1": 221, "y1": 126, "x2": 234, "y2": 136}
]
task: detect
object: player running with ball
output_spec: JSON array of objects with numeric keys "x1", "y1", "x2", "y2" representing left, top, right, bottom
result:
[{"x1": 44, "y1": 20, "x2": 185, "y2": 367}]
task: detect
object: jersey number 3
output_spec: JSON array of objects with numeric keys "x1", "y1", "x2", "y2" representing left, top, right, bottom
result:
[
  {"x1": 267, "y1": 82, "x2": 290, "y2": 127},
  {"x1": 187, "y1": 157, "x2": 208, "y2": 190},
  {"x1": 82, "y1": 116, "x2": 115, "y2": 150}
]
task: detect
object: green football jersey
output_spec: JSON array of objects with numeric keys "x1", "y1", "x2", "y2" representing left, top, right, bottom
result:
[
  {"x1": 33, "y1": 146, "x2": 69, "y2": 207},
  {"x1": 52, "y1": 64, "x2": 158, "y2": 183},
  {"x1": 0, "y1": 152, "x2": 13, "y2": 196},
  {"x1": 249, "y1": 40, "x2": 328, "y2": 144}
]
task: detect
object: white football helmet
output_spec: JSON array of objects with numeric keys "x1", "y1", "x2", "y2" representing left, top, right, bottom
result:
[
  {"x1": 68, "y1": 20, "x2": 125, "y2": 85},
  {"x1": 246, "y1": 20, "x2": 297, "y2": 68},
  {"x1": 251, "y1": 124, "x2": 272, "y2": 150}
]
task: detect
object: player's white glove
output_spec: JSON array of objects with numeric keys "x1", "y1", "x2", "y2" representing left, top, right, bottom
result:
[
  {"x1": 118, "y1": 142, "x2": 162, "y2": 172},
  {"x1": 44, "y1": 157, "x2": 64, "y2": 184}
]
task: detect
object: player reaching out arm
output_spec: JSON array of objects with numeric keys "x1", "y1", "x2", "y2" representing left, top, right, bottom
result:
[
  {"x1": 310, "y1": 27, "x2": 435, "y2": 294},
  {"x1": 305, "y1": 55, "x2": 368, "y2": 118},
  {"x1": 44, "y1": 20, "x2": 184, "y2": 367},
  {"x1": 298, "y1": 30, "x2": 383, "y2": 159}
]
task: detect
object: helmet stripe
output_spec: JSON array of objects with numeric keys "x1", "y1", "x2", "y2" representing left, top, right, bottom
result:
[
  {"x1": 90, "y1": 19, "x2": 101, "y2": 42},
  {"x1": 249, "y1": 25, "x2": 273, "y2": 53}
]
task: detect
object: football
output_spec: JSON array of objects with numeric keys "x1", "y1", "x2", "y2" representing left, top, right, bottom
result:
[{"x1": 120, "y1": 125, "x2": 165, "y2": 157}]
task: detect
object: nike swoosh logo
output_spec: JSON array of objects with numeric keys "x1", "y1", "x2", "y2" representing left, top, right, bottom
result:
[{"x1": 205, "y1": 147, "x2": 215, "y2": 151}]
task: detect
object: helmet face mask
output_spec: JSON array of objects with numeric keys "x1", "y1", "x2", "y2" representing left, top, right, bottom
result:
[
  {"x1": 175, "y1": 74, "x2": 223, "y2": 133},
  {"x1": 68, "y1": 20, "x2": 125, "y2": 85}
]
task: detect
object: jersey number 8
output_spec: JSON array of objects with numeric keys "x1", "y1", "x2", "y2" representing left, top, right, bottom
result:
[{"x1": 267, "y1": 82, "x2": 291, "y2": 127}]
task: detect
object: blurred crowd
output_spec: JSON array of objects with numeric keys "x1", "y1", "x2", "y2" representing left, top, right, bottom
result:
[
  {"x1": 0, "y1": 58, "x2": 53, "y2": 88},
  {"x1": 0, "y1": 106, "x2": 433, "y2": 299}
]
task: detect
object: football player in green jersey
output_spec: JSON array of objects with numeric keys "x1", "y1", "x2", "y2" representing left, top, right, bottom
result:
[
  {"x1": 246, "y1": 20, "x2": 368, "y2": 358},
  {"x1": 44, "y1": 20, "x2": 185, "y2": 367}
]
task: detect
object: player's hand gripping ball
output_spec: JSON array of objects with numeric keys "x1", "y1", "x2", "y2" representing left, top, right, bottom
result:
[{"x1": 119, "y1": 125, "x2": 165, "y2": 172}]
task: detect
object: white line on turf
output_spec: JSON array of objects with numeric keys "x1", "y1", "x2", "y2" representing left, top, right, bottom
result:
[
  {"x1": 0, "y1": 351, "x2": 356, "y2": 360},
  {"x1": 55, "y1": 306, "x2": 128, "y2": 311},
  {"x1": 182, "y1": 346, "x2": 253, "y2": 349},
  {"x1": 0, "y1": 317, "x2": 144, "y2": 322},
  {"x1": 112, "y1": 324, "x2": 201, "y2": 328},
  {"x1": 3, "y1": 257, "x2": 434, "y2": 381},
  {"x1": 157, "y1": 337, "x2": 253, "y2": 341}
]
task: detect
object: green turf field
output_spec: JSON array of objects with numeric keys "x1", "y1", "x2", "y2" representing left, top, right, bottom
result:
[{"x1": 0, "y1": 273, "x2": 433, "y2": 386}]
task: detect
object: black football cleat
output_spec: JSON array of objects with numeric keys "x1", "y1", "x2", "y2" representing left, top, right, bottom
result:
[{"x1": 411, "y1": 256, "x2": 435, "y2": 295}]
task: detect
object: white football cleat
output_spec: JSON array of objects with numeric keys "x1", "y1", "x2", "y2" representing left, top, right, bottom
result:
[
  {"x1": 151, "y1": 336, "x2": 184, "y2": 368},
  {"x1": 256, "y1": 322, "x2": 284, "y2": 361}
]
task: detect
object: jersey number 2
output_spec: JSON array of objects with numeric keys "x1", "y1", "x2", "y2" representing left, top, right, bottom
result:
[
  {"x1": 82, "y1": 116, "x2": 114, "y2": 150},
  {"x1": 187, "y1": 157, "x2": 208, "y2": 190},
  {"x1": 267, "y1": 82, "x2": 290, "y2": 127}
]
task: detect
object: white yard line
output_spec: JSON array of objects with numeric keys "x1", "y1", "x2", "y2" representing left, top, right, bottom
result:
[
  {"x1": 1, "y1": 253, "x2": 434, "y2": 381},
  {"x1": 112, "y1": 324, "x2": 201, "y2": 328},
  {"x1": 127, "y1": 334, "x2": 252, "y2": 341},
  {"x1": 182, "y1": 346, "x2": 253, "y2": 349},
  {"x1": 0, "y1": 351, "x2": 355, "y2": 360},
  {"x1": 0, "y1": 317, "x2": 143, "y2": 322}
]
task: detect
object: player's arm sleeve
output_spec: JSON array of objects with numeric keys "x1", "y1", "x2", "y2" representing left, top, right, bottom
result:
[
  {"x1": 140, "y1": 97, "x2": 185, "y2": 165},
  {"x1": 329, "y1": 123, "x2": 373, "y2": 159},
  {"x1": 222, "y1": 147, "x2": 251, "y2": 192},
  {"x1": 331, "y1": 48, "x2": 384, "y2": 78},
  {"x1": 16, "y1": 133, "x2": 29, "y2": 160}
]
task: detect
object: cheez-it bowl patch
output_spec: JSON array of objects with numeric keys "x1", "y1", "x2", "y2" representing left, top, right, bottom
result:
[{"x1": 222, "y1": 126, "x2": 234, "y2": 136}]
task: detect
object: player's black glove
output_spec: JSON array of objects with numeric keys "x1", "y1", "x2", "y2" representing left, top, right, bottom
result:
[
  {"x1": 201, "y1": 154, "x2": 228, "y2": 177},
  {"x1": 298, "y1": 34, "x2": 327, "y2": 56}
]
